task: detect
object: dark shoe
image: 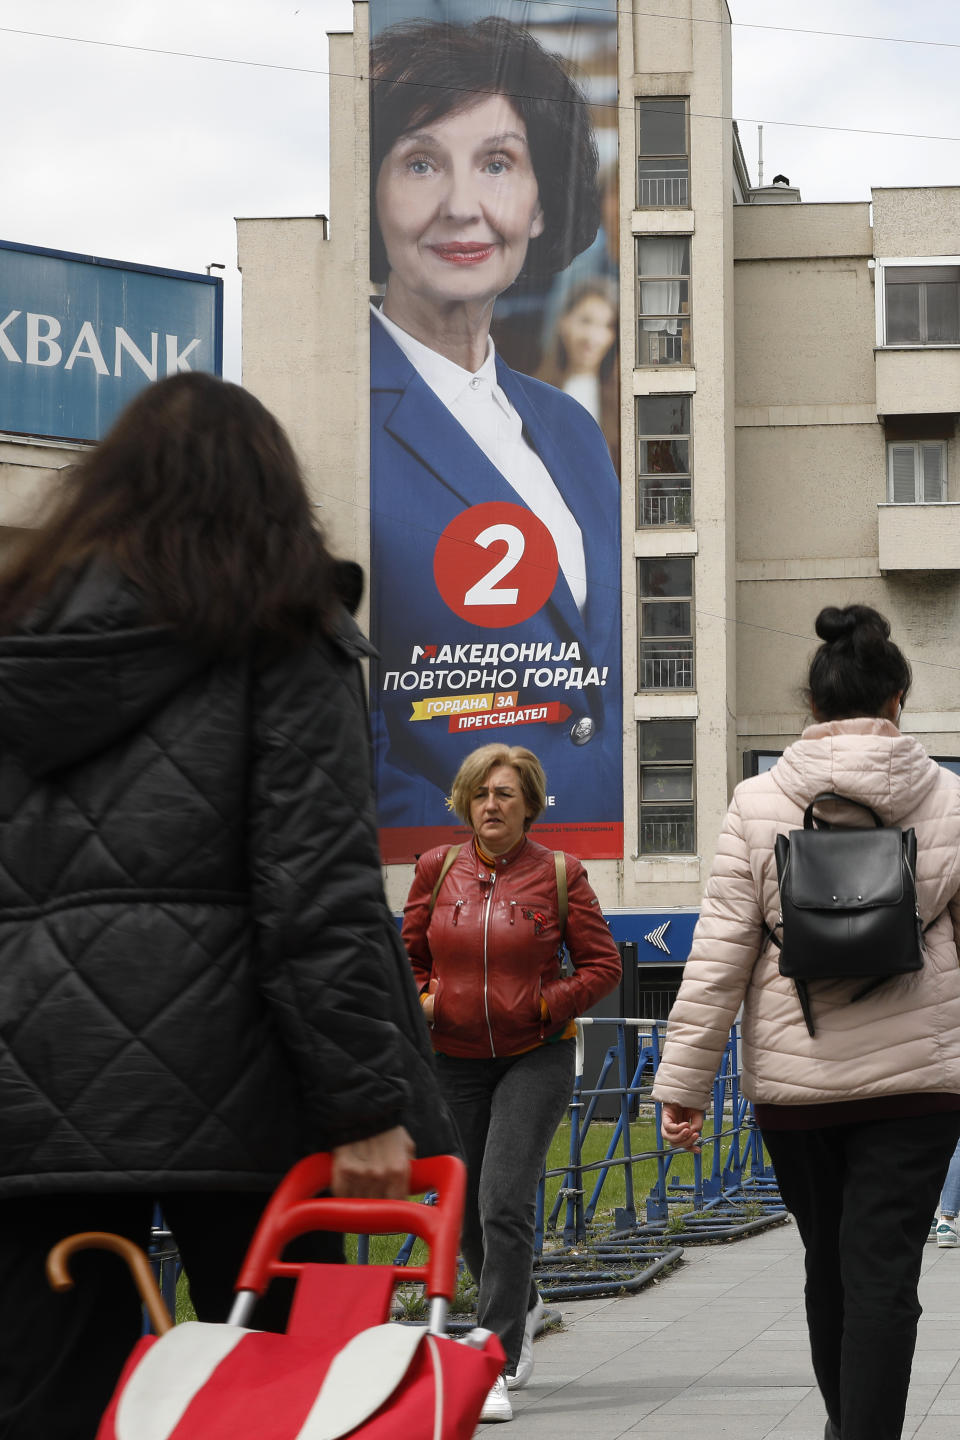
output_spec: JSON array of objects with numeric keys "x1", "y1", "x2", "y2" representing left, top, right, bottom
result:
[{"x1": 824, "y1": 1420, "x2": 841, "y2": 1440}]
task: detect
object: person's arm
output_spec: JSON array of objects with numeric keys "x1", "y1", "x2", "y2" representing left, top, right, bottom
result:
[
  {"x1": 248, "y1": 630, "x2": 413, "y2": 1169},
  {"x1": 540, "y1": 857, "x2": 621, "y2": 1023},
  {"x1": 652, "y1": 794, "x2": 765, "y2": 1113},
  {"x1": 401, "y1": 852, "x2": 441, "y2": 997}
]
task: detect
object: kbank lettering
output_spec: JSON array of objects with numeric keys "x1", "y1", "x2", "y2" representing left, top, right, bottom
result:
[{"x1": 0, "y1": 311, "x2": 200, "y2": 378}]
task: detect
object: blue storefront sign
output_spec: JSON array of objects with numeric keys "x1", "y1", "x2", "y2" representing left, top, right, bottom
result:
[
  {"x1": 0, "y1": 240, "x2": 222, "y2": 444},
  {"x1": 606, "y1": 910, "x2": 699, "y2": 965}
]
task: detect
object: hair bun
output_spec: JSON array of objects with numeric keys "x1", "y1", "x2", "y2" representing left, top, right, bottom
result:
[
  {"x1": 815, "y1": 606, "x2": 857, "y2": 643},
  {"x1": 814, "y1": 604, "x2": 890, "y2": 646}
]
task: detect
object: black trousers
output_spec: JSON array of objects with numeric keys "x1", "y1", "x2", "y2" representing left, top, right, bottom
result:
[
  {"x1": 436, "y1": 1040, "x2": 575, "y2": 1373},
  {"x1": 0, "y1": 1190, "x2": 343, "y2": 1440},
  {"x1": 762, "y1": 1111, "x2": 960, "y2": 1440}
]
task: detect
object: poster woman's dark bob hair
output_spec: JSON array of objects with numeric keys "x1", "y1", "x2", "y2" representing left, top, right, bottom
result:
[{"x1": 370, "y1": 17, "x2": 601, "y2": 285}]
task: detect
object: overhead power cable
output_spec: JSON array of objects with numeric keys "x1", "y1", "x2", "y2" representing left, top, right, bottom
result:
[
  {"x1": 2, "y1": 22, "x2": 959, "y2": 148},
  {"x1": 4, "y1": 5, "x2": 960, "y2": 56}
]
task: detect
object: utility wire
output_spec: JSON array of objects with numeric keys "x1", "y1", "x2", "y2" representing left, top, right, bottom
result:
[
  {"x1": 1, "y1": 24, "x2": 957, "y2": 148},
  {"x1": 3, "y1": 6, "x2": 960, "y2": 56}
]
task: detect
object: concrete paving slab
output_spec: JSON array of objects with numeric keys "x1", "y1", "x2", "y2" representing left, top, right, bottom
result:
[{"x1": 475, "y1": 1218, "x2": 960, "y2": 1438}]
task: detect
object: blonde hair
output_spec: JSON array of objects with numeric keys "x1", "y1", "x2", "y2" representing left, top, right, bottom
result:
[{"x1": 448, "y1": 744, "x2": 547, "y2": 830}]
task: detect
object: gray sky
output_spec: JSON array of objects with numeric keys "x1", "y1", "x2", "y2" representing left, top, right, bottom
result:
[{"x1": 2, "y1": 0, "x2": 958, "y2": 380}]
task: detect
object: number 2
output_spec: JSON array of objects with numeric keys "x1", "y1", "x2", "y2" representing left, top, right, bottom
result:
[{"x1": 463, "y1": 523, "x2": 525, "y2": 607}]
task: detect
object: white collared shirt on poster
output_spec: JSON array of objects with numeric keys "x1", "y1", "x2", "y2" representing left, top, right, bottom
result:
[{"x1": 373, "y1": 306, "x2": 586, "y2": 613}]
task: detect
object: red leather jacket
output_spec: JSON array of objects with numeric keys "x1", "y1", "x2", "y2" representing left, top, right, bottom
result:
[{"x1": 402, "y1": 837, "x2": 621, "y2": 1060}]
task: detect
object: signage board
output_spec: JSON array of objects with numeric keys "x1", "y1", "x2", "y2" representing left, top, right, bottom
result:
[
  {"x1": 0, "y1": 240, "x2": 223, "y2": 444},
  {"x1": 368, "y1": 0, "x2": 622, "y2": 862}
]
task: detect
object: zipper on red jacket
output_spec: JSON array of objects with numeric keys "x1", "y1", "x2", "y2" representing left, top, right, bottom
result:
[{"x1": 481, "y1": 870, "x2": 497, "y2": 1056}]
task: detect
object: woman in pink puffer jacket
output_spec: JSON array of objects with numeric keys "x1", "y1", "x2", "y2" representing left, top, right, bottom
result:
[{"x1": 653, "y1": 604, "x2": 960, "y2": 1440}]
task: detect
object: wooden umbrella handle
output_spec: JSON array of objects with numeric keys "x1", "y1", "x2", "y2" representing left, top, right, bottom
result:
[{"x1": 46, "y1": 1231, "x2": 174, "y2": 1336}]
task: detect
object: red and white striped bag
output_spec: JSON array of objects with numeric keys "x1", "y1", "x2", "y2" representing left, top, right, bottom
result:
[{"x1": 54, "y1": 1155, "x2": 503, "y2": 1440}]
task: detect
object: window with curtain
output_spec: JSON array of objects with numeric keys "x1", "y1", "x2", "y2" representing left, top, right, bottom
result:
[
  {"x1": 887, "y1": 441, "x2": 946, "y2": 503},
  {"x1": 636, "y1": 237, "x2": 690, "y2": 364},
  {"x1": 636, "y1": 98, "x2": 689, "y2": 207},
  {"x1": 637, "y1": 394, "x2": 691, "y2": 525},
  {"x1": 638, "y1": 720, "x2": 695, "y2": 855}
]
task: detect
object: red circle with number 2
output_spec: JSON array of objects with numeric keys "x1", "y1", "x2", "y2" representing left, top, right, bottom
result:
[{"x1": 433, "y1": 502, "x2": 560, "y2": 628}]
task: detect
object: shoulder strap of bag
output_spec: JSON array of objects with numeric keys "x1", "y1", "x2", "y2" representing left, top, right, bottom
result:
[
  {"x1": 554, "y1": 851, "x2": 568, "y2": 937},
  {"x1": 428, "y1": 843, "x2": 567, "y2": 931},
  {"x1": 428, "y1": 844, "x2": 461, "y2": 916}
]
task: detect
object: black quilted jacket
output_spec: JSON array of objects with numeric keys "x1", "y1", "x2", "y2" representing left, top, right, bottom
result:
[{"x1": 0, "y1": 558, "x2": 455, "y2": 1195}]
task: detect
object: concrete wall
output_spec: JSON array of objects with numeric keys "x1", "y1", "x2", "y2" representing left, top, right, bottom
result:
[
  {"x1": 873, "y1": 187, "x2": 960, "y2": 259},
  {"x1": 237, "y1": 19, "x2": 370, "y2": 578},
  {"x1": 734, "y1": 192, "x2": 960, "y2": 775},
  {"x1": 628, "y1": 0, "x2": 737, "y2": 905}
]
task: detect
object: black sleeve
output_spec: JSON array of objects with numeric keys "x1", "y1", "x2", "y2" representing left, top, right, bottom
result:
[{"x1": 247, "y1": 630, "x2": 410, "y2": 1149}]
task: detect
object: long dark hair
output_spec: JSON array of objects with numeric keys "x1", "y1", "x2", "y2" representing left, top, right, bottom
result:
[
  {"x1": 807, "y1": 604, "x2": 912, "y2": 720},
  {"x1": 0, "y1": 372, "x2": 336, "y2": 652}
]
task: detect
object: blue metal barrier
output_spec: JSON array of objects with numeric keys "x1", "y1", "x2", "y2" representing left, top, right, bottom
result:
[{"x1": 538, "y1": 1016, "x2": 782, "y2": 1255}]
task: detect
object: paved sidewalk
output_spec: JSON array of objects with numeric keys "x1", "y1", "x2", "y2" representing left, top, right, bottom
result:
[{"x1": 480, "y1": 1220, "x2": 960, "y2": 1439}]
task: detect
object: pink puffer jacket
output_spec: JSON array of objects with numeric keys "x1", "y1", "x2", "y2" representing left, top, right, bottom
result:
[{"x1": 652, "y1": 718, "x2": 960, "y2": 1110}]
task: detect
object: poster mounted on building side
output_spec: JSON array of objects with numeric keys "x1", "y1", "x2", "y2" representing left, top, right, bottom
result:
[{"x1": 369, "y1": 0, "x2": 621, "y2": 863}]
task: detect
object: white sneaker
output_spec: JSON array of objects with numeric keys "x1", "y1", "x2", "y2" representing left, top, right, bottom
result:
[
  {"x1": 937, "y1": 1216, "x2": 959, "y2": 1248},
  {"x1": 927, "y1": 1216, "x2": 939, "y2": 1243},
  {"x1": 506, "y1": 1292, "x2": 545, "y2": 1391},
  {"x1": 479, "y1": 1374, "x2": 513, "y2": 1423}
]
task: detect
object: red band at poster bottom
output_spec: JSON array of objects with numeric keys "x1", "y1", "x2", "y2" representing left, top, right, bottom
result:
[{"x1": 379, "y1": 822, "x2": 624, "y2": 865}]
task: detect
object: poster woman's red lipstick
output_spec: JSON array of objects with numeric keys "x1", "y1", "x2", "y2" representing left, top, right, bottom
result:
[{"x1": 430, "y1": 243, "x2": 496, "y2": 264}]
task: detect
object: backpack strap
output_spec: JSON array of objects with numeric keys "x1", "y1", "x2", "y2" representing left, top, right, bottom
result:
[
  {"x1": 429, "y1": 844, "x2": 568, "y2": 933},
  {"x1": 428, "y1": 845, "x2": 461, "y2": 916},
  {"x1": 554, "y1": 851, "x2": 568, "y2": 937},
  {"x1": 803, "y1": 792, "x2": 883, "y2": 830}
]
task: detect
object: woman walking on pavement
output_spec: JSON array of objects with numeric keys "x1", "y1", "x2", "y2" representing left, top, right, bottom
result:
[
  {"x1": 403, "y1": 743, "x2": 621, "y2": 1422},
  {"x1": 0, "y1": 372, "x2": 456, "y2": 1440},
  {"x1": 653, "y1": 604, "x2": 960, "y2": 1440}
]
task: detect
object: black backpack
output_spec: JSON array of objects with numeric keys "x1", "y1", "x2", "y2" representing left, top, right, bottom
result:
[{"x1": 769, "y1": 791, "x2": 924, "y2": 1036}]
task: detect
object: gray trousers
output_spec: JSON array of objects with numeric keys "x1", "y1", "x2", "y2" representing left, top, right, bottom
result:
[{"x1": 436, "y1": 1038, "x2": 575, "y2": 1372}]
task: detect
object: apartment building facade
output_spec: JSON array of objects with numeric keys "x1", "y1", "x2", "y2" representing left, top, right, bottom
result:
[{"x1": 238, "y1": 0, "x2": 744, "y2": 948}]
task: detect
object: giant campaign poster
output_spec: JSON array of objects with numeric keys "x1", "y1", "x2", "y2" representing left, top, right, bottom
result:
[{"x1": 369, "y1": 0, "x2": 621, "y2": 862}]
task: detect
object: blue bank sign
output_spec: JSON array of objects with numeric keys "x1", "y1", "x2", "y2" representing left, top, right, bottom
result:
[{"x1": 0, "y1": 240, "x2": 223, "y2": 444}]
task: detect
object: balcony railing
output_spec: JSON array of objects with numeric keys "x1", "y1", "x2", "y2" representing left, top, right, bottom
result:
[
  {"x1": 640, "y1": 811, "x2": 695, "y2": 854},
  {"x1": 640, "y1": 639, "x2": 694, "y2": 689},
  {"x1": 638, "y1": 481, "x2": 691, "y2": 527},
  {"x1": 637, "y1": 174, "x2": 689, "y2": 207},
  {"x1": 641, "y1": 321, "x2": 690, "y2": 365}
]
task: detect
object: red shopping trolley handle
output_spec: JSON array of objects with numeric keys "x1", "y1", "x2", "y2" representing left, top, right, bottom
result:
[{"x1": 235, "y1": 1152, "x2": 465, "y2": 1301}]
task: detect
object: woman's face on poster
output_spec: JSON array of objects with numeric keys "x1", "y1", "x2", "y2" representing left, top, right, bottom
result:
[
  {"x1": 558, "y1": 293, "x2": 617, "y2": 374},
  {"x1": 375, "y1": 93, "x2": 544, "y2": 316}
]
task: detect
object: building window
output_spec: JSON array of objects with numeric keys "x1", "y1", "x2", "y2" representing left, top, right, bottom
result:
[
  {"x1": 638, "y1": 557, "x2": 693, "y2": 689},
  {"x1": 887, "y1": 441, "x2": 946, "y2": 503},
  {"x1": 636, "y1": 237, "x2": 690, "y2": 365},
  {"x1": 637, "y1": 395, "x2": 691, "y2": 525},
  {"x1": 636, "y1": 98, "x2": 689, "y2": 207},
  {"x1": 638, "y1": 720, "x2": 695, "y2": 854},
  {"x1": 883, "y1": 264, "x2": 960, "y2": 345}
]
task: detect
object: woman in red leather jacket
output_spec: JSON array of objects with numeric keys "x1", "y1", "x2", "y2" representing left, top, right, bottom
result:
[{"x1": 403, "y1": 743, "x2": 620, "y2": 1422}]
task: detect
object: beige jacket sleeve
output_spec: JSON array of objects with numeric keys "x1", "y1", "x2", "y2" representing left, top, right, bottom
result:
[{"x1": 652, "y1": 794, "x2": 766, "y2": 1110}]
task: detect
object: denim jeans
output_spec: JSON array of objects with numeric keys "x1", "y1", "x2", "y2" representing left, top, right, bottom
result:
[
  {"x1": 435, "y1": 1039, "x2": 575, "y2": 1373},
  {"x1": 763, "y1": 1110, "x2": 960, "y2": 1440},
  {"x1": 940, "y1": 1137, "x2": 960, "y2": 1216}
]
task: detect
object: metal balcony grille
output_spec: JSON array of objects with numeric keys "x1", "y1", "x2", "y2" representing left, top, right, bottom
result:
[{"x1": 640, "y1": 639, "x2": 694, "y2": 689}]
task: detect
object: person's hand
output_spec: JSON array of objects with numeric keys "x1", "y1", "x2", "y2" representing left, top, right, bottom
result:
[
  {"x1": 330, "y1": 1125, "x2": 415, "y2": 1199},
  {"x1": 660, "y1": 1103, "x2": 705, "y2": 1154}
]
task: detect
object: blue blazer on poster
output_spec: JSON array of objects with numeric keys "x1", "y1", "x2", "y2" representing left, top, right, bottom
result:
[{"x1": 370, "y1": 318, "x2": 622, "y2": 832}]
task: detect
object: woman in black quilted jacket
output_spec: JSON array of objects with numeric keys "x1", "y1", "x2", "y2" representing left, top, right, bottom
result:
[{"x1": 0, "y1": 372, "x2": 456, "y2": 1439}]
